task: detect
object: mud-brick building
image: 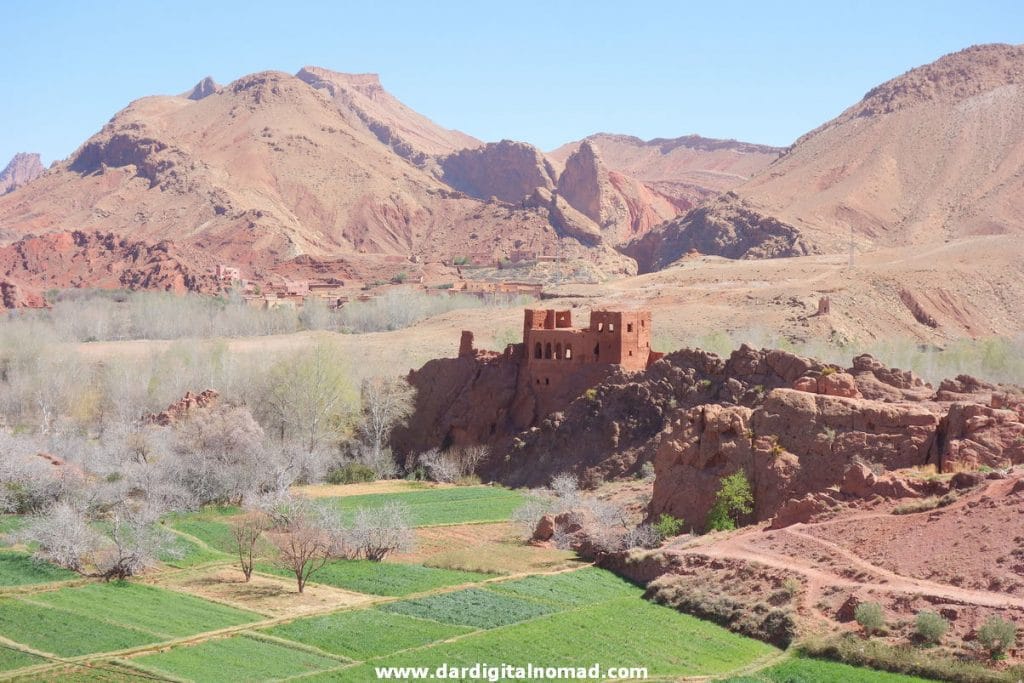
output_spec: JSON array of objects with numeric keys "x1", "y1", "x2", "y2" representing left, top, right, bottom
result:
[{"x1": 520, "y1": 309, "x2": 656, "y2": 384}]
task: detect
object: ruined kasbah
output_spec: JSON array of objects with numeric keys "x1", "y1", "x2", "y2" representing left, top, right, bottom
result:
[{"x1": 456, "y1": 308, "x2": 665, "y2": 423}]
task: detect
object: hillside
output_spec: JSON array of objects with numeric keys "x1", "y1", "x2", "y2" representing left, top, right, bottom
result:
[
  {"x1": 630, "y1": 43, "x2": 1024, "y2": 268},
  {"x1": 0, "y1": 68, "x2": 633, "y2": 292},
  {"x1": 0, "y1": 152, "x2": 44, "y2": 195}
]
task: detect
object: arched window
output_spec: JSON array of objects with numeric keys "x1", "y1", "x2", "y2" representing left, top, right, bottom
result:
[
  {"x1": 545, "y1": 342, "x2": 552, "y2": 359},
  {"x1": 608, "y1": 323, "x2": 615, "y2": 332},
  {"x1": 565, "y1": 344, "x2": 573, "y2": 360},
  {"x1": 534, "y1": 342, "x2": 542, "y2": 359},
  {"x1": 597, "y1": 322, "x2": 604, "y2": 332},
  {"x1": 555, "y1": 343, "x2": 562, "y2": 360}
]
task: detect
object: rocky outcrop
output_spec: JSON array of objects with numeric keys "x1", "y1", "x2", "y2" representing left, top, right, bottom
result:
[
  {"x1": 620, "y1": 193, "x2": 816, "y2": 273},
  {"x1": 145, "y1": 389, "x2": 220, "y2": 425},
  {"x1": 185, "y1": 76, "x2": 220, "y2": 101},
  {"x1": 439, "y1": 140, "x2": 556, "y2": 203},
  {"x1": 0, "y1": 231, "x2": 218, "y2": 308},
  {"x1": 942, "y1": 402, "x2": 1024, "y2": 472},
  {"x1": 525, "y1": 187, "x2": 603, "y2": 245},
  {"x1": 0, "y1": 153, "x2": 44, "y2": 195}
]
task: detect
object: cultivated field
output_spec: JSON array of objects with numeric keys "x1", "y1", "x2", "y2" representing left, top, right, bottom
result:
[{"x1": 0, "y1": 481, "x2": 939, "y2": 681}]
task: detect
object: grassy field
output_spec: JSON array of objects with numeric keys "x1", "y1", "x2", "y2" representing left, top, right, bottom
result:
[
  {"x1": 0, "y1": 551, "x2": 78, "y2": 587},
  {"x1": 0, "y1": 598, "x2": 161, "y2": 657},
  {"x1": 30, "y1": 581, "x2": 260, "y2": 637},
  {"x1": 0, "y1": 646, "x2": 43, "y2": 674},
  {"x1": 726, "y1": 654, "x2": 936, "y2": 681},
  {"x1": 489, "y1": 567, "x2": 639, "y2": 606},
  {"x1": 132, "y1": 633, "x2": 348, "y2": 682},
  {"x1": 321, "y1": 486, "x2": 527, "y2": 527},
  {"x1": 265, "y1": 609, "x2": 473, "y2": 660},
  {"x1": 380, "y1": 587, "x2": 560, "y2": 629},
  {"x1": 345, "y1": 597, "x2": 778, "y2": 680},
  {"x1": 256, "y1": 559, "x2": 492, "y2": 596}
]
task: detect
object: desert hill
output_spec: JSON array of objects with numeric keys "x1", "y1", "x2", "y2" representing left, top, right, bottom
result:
[
  {"x1": 0, "y1": 68, "x2": 637, "y2": 294},
  {"x1": 631, "y1": 43, "x2": 1024, "y2": 269}
]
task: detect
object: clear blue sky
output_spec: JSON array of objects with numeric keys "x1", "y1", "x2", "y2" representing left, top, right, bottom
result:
[{"x1": 3, "y1": 0, "x2": 1023, "y2": 166}]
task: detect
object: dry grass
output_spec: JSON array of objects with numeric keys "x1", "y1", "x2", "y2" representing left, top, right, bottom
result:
[
  {"x1": 295, "y1": 479, "x2": 441, "y2": 498},
  {"x1": 157, "y1": 566, "x2": 373, "y2": 618},
  {"x1": 393, "y1": 523, "x2": 581, "y2": 575}
]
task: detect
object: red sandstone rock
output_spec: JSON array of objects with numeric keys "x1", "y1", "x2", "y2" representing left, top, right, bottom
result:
[
  {"x1": 839, "y1": 462, "x2": 878, "y2": 497},
  {"x1": 793, "y1": 376, "x2": 817, "y2": 393},
  {"x1": 818, "y1": 372, "x2": 861, "y2": 398},
  {"x1": 768, "y1": 492, "x2": 838, "y2": 529},
  {"x1": 146, "y1": 389, "x2": 220, "y2": 426},
  {"x1": 532, "y1": 514, "x2": 555, "y2": 542}
]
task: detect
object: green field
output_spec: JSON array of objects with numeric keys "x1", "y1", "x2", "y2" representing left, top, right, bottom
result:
[
  {"x1": 30, "y1": 581, "x2": 260, "y2": 637},
  {"x1": 167, "y1": 517, "x2": 237, "y2": 555},
  {"x1": 381, "y1": 587, "x2": 559, "y2": 629},
  {"x1": 256, "y1": 559, "x2": 492, "y2": 596},
  {"x1": 133, "y1": 633, "x2": 348, "y2": 682},
  {"x1": 489, "y1": 567, "x2": 638, "y2": 606},
  {"x1": 727, "y1": 654, "x2": 935, "y2": 682},
  {"x1": 266, "y1": 609, "x2": 473, "y2": 660},
  {"x1": 0, "y1": 551, "x2": 78, "y2": 587},
  {"x1": 0, "y1": 515, "x2": 24, "y2": 544},
  {"x1": 0, "y1": 598, "x2": 160, "y2": 657},
  {"x1": 345, "y1": 597, "x2": 778, "y2": 680},
  {"x1": 0, "y1": 646, "x2": 43, "y2": 674},
  {"x1": 322, "y1": 486, "x2": 527, "y2": 526}
]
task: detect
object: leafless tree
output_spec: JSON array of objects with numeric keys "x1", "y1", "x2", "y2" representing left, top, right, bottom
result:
[
  {"x1": 418, "y1": 445, "x2": 488, "y2": 483},
  {"x1": 231, "y1": 510, "x2": 269, "y2": 581},
  {"x1": 348, "y1": 501, "x2": 413, "y2": 561},
  {"x1": 359, "y1": 376, "x2": 415, "y2": 462},
  {"x1": 94, "y1": 500, "x2": 182, "y2": 580},
  {"x1": 19, "y1": 501, "x2": 101, "y2": 572},
  {"x1": 264, "y1": 496, "x2": 347, "y2": 593}
]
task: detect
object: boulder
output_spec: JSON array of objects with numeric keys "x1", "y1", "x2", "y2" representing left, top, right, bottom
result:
[
  {"x1": 840, "y1": 462, "x2": 877, "y2": 497},
  {"x1": 532, "y1": 514, "x2": 555, "y2": 542},
  {"x1": 768, "y1": 492, "x2": 838, "y2": 529},
  {"x1": 818, "y1": 372, "x2": 861, "y2": 398}
]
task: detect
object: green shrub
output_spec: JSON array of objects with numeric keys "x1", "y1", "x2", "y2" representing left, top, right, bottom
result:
[
  {"x1": 453, "y1": 256, "x2": 469, "y2": 266},
  {"x1": 854, "y1": 602, "x2": 885, "y2": 636},
  {"x1": 914, "y1": 610, "x2": 948, "y2": 645},
  {"x1": 653, "y1": 514, "x2": 685, "y2": 539},
  {"x1": 977, "y1": 615, "x2": 1017, "y2": 659},
  {"x1": 326, "y1": 463, "x2": 377, "y2": 485},
  {"x1": 706, "y1": 471, "x2": 754, "y2": 532},
  {"x1": 391, "y1": 272, "x2": 408, "y2": 284}
]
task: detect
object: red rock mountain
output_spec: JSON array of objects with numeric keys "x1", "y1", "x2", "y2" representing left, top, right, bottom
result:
[
  {"x1": 630, "y1": 43, "x2": 1024, "y2": 270},
  {"x1": 0, "y1": 153, "x2": 45, "y2": 195},
  {"x1": 0, "y1": 68, "x2": 641, "y2": 290}
]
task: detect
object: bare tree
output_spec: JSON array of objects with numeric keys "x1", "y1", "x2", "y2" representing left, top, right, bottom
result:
[
  {"x1": 94, "y1": 500, "x2": 182, "y2": 580},
  {"x1": 19, "y1": 501, "x2": 101, "y2": 572},
  {"x1": 418, "y1": 446, "x2": 488, "y2": 483},
  {"x1": 265, "y1": 497, "x2": 346, "y2": 593},
  {"x1": 231, "y1": 510, "x2": 269, "y2": 582},
  {"x1": 358, "y1": 376, "x2": 415, "y2": 464},
  {"x1": 348, "y1": 502, "x2": 413, "y2": 561}
]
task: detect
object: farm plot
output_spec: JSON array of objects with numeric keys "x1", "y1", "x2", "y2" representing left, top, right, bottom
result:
[
  {"x1": 380, "y1": 587, "x2": 559, "y2": 629},
  {"x1": 731, "y1": 655, "x2": 935, "y2": 682},
  {"x1": 0, "y1": 551, "x2": 78, "y2": 587},
  {"x1": 401, "y1": 522, "x2": 581, "y2": 575},
  {"x1": 30, "y1": 581, "x2": 260, "y2": 637},
  {"x1": 0, "y1": 598, "x2": 160, "y2": 657},
  {"x1": 132, "y1": 633, "x2": 348, "y2": 682},
  {"x1": 349, "y1": 596, "x2": 778, "y2": 680},
  {"x1": 265, "y1": 609, "x2": 473, "y2": 660},
  {"x1": 256, "y1": 559, "x2": 491, "y2": 597},
  {"x1": 167, "y1": 517, "x2": 237, "y2": 555},
  {"x1": 489, "y1": 566, "x2": 638, "y2": 607},
  {"x1": 0, "y1": 646, "x2": 43, "y2": 674},
  {"x1": 323, "y1": 486, "x2": 527, "y2": 527}
]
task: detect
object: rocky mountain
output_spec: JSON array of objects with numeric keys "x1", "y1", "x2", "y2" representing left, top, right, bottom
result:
[
  {"x1": 0, "y1": 153, "x2": 45, "y2": 195},
  {"x1": 630, "y1": 43, "x2": 1024, "y2": 269},
  {"x1": 0, "y1": 68, "x2": 637, "y2": 290},
  {"x1": 551, "y1": 133, "x2": 782, "y2": 205}
]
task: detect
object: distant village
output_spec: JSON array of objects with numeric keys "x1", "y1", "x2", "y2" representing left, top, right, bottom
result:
[{"x1": 216, "y1": 250, "x2": 569, "y2": 310}]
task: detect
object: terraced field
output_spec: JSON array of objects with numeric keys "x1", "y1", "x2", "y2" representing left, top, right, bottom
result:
[{"x1": 0, "y1": 482, "x2": 935, "y2": 682}]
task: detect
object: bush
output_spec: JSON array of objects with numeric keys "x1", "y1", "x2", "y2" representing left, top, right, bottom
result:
[
  {"x1": 854, "y1": 602, "x2": 885, "y2": 636},
  {"x1": 326, "y1": 463, "x2": 377, "y2": 485},
  {"x1": 977, "y1": 615, "x2": 1017, "y2": 659},
  {"x1": 706, "y1": 471, "x2": 753, "y2": 532},
  {"x1": 653, "y1": 513, "x2": 684, "y2": 539},
  {"x1": 914, "y1": 610, "x2": 948, "y2": 645}
]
